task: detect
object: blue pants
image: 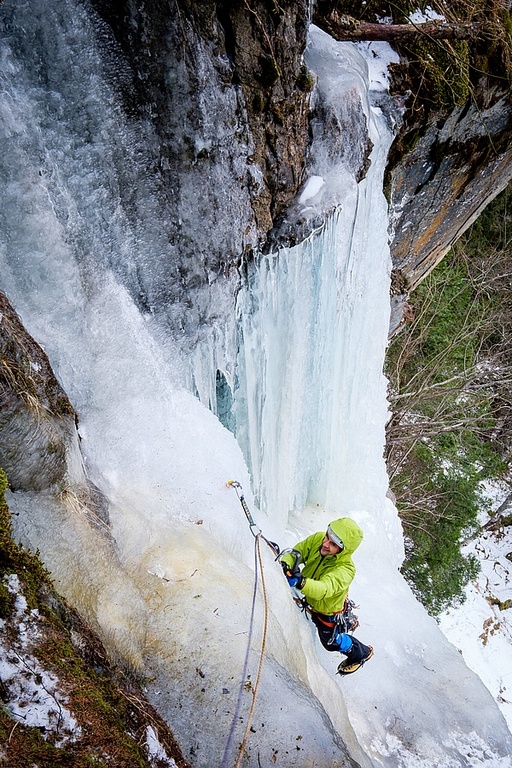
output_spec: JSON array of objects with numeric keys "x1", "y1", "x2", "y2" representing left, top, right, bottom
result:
[
  {"x1": 311, "y1": 612, "x2": 371, "y2": 660},
  {"x1": 311, "y1": 612, "x2": 352, "y2": 652}
]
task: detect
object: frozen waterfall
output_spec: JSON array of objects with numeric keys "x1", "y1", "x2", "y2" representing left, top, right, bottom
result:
[{"x1": 0, "y1": 1, "x2": 511, "y2": 766}]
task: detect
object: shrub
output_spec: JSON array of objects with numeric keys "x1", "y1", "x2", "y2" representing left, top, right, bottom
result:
[{"x1": 386, "y1": 183, "x2": 512, "y2": 614}]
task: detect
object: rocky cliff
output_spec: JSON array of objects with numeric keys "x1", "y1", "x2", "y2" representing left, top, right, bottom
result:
[
  {"x1": 387, "y1": 87, "x2": 512, "y2": 333},
  {"x1": 86, "y1": 0, "x2": 313, "y2": 324},
  {"x1": 0, "y1": 291, "x2": 78, "y2": 492},
  {"x1": 1, "y1": 1, "x2": 512, "y2": 764},
  {"x1": 86, "y1": 1, "x2": 512, "y2": 335}
]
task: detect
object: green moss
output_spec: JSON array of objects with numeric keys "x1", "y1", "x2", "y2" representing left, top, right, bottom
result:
[
  {"x1": 258, "y1": 53, "x2": 281, "y2": 86},
  {"x1": 411, "y1": 39, "x2": 470, "y2": 108},
  {"x1": 0, "y1": 467, "x2": 42, "y2": 618},
  {"x1": 252, "y1": 91, "x2": 266, "y2": 112},
  {"x1": 0, "y1": 716, "x2": 70, "y2": 765},
  {"x1": 0, "y1": 501, "x2": 52, "y2": 611},
  {"x1": 0, "y1": 468, "x2": 8, "y2": 497},
  {"x1": 0, "y1": 581, "x2": 15, "y2": 618},
  {"x1": 296, "y1": 64, "x2": 315, "y2": 92}
]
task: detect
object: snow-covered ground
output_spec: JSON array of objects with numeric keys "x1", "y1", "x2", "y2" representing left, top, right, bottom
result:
[
  {"x1": 0, "y1": 575, "x2": 81, "y2": 744},
  {"x1": 0, "y1": 572, "x2": 180, "y2": 765},
  {"x1": 440, "y1": 485, "x2": 512, "y2": 732}
]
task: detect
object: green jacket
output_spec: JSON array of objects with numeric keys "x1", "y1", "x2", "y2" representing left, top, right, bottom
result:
[{"x1": 282, "y1": 518, "x2": 363, "y2": 615}]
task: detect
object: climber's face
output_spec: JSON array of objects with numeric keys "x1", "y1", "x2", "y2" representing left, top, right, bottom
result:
[{"x1": 321, "y1": 534, "x2": 342, "y2": 556}]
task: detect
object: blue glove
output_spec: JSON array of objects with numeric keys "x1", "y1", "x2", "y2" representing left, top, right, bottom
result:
[
  {"x1": 287, "y1": 573, "x2": 305, "y2": 589},
  {"x1": 281, "y1": 561, "x2": 305, "y2": 590}
]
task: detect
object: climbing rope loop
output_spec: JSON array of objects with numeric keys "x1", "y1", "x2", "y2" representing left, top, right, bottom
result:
[
  {"x1": 220, "y1": 532, "x2": 270, "y2": 768},
  {"x1": 221, "y1": 482, "x2": 274, "y2": 767}
]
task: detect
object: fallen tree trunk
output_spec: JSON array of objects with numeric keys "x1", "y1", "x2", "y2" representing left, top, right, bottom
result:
[{"x1": 313, "y1": 9, "x2": 491, "y2": 43}]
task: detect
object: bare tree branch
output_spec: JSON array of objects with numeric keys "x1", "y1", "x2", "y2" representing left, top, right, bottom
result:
[{"x1": 312, "y1": 9, "x2": 493, "y2": 43}]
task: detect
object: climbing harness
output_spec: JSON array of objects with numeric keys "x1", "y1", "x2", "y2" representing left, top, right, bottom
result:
[
  {"x1": 325, "y1": 601, "x2": 360, "y2": 642},
  {"x1": 288, "y1": 594, "x2": 359, "y2": 641}
]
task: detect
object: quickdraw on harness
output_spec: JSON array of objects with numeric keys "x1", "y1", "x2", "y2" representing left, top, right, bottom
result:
[
  {"x1": 317, "y1": 600, "x2": 360, "y2": 643},
  {"x1": 293, "y1": 596, "x2": 359, "y2": 645}
]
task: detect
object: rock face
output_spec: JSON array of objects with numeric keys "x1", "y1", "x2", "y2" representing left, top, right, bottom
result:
[
  {"x1": 0, "y1": 292, "x2": 79, "y2": 492},
  {"x1": 1, "y1": 2, "x2": 509, "y2": 554},
  {"x1": 1, "y1": 5, "x2": 512, "y2": 766},
  {"x1": 90, "y1": 0, "x2": 311, "y2": 265},
  {"x1": 387, "y1": 88, "x2": 512, "y2": 334}
]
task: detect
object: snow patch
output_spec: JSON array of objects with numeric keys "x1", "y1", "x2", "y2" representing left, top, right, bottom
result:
[
  {"x1": 408, "y1": 7, "x2": 445, "y2": 24},
  {"x1": 439, "y1": 484, "x2": 512, "y2": 732},
  {"x1": 1, "y1": 574, "x2": 81, "y2": 745},
  {"x1": 356, "y1": 40, "x2": 400, "y2": 92},
  {"x1": 145, "y1": 725, "x2": 177, "y2": 767},
  {"x1": 297, "y1": 175, "x2": 326, "y2": 204}
]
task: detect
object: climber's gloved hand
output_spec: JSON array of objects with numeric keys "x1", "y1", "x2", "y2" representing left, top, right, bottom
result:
[
  {"x1": 281, "y1": 560, "x2": 305, "y2": 590},
  {"x1": 286, "y1": 572, "x2": 305, "y2": 589}
]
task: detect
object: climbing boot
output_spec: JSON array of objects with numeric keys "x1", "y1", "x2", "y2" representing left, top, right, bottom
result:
[{"x1": 337, "y1": 639, "x2": 373, "y2": 676}]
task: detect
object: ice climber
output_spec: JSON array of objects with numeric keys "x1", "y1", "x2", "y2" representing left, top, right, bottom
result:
[{"x1": 280, "y1": 517, "x2": 373, "y2": 675}]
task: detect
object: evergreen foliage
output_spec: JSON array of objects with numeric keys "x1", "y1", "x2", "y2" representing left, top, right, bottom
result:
[{"x1": 386, "y1": 184, "x2": 512, "y2": 615}]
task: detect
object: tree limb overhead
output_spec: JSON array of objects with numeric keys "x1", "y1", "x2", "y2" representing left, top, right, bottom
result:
[{"x1": 313, "y1": 9, "x2": 491, "y2": 43}]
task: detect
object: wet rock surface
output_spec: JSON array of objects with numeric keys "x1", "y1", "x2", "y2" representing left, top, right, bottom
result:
[
  {"x1": 90, "y1": 0, "x2": 311, "y2": 274},
  {"x1": 0, "y1": 291, "x2": 78, "y2": 492}
]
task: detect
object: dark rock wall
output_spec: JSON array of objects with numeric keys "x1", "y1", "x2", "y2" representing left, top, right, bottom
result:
[
  {"x1": 0, "y1": 292, "x2": 78, "y2": 492},
  {"x1": 90, "y1": 0, "x2": 310, "y2": 247}
]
